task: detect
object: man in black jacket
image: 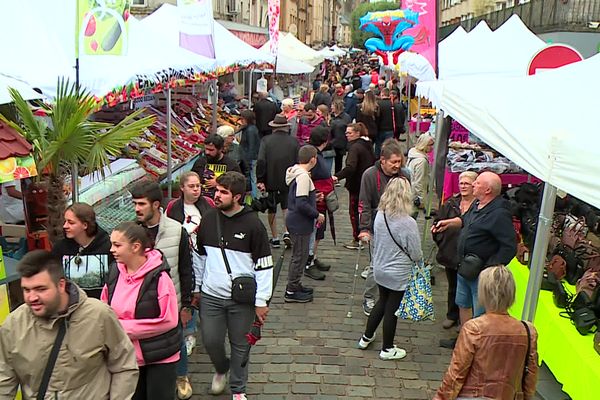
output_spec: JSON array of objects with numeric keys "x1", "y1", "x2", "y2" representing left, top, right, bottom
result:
[
  {"x1": 253, "y1": 91, "x2": 279, "y2": 137},
  {"x1": 330, "y1": 99, "x2": 352, "y2": 174},
  {"x1": 256, "y1": 115, "x2": 299, "y2": 248},
  {"x1": 375, "y1": 88, "x2": 406, "y2": 158},
  {"x1": 191, "y1": 134, "x2": 241, "y2": 199}
]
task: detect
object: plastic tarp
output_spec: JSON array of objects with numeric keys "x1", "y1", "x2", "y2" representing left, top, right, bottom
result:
[
  {"x1": 260, "y1": 32, "x2": 325, "y2": 66},
  {"x1": 141, "y1": 4, "x2": 272, "y2": 68},
  {"x1": 431, "y1": 53, "x2": 600, "y2": 209},
  {"x1": 0, "y1": 0, "x2": 216, "y2": 98},
  {"x1": 0, "y1": 74, "x2": 44, "y2": 105},
  {"x1": 397, "y1": 52, "x2": 436, "y2": 82}
]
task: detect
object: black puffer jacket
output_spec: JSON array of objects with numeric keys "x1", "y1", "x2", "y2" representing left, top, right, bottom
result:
[
  {"x1": 334, "y1": 138, "x2": 376, "y2": 194},
  {"x1": 330, "y1": 112, "x2": 352, "y2": 150},
  {"x1": 432, "y1": 195, "x2": 461, "y2": 270}
]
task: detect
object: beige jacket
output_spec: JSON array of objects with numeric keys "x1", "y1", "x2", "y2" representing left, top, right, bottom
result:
[{"x1": 0, "y1": 283, "x2": 138, "y2": 399}]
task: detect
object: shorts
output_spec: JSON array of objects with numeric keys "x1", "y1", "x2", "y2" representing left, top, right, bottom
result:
[
  {"x1": 267, "y1": 190, "x2": 288, "y2": 213},
  {"x1": 455, "y1": 274, "x2": 485, "y2": 317}
]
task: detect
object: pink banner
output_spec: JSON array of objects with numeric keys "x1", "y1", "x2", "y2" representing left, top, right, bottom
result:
[
  {"x1": 267, "y1": 0, "x2": 280, "y2": 58},
  {"x1": 178, "y1": 0, "x2": 215, "y2": 58},
  {"x1": 402, "y1": 0, "x2": 437, "y2": 71}
]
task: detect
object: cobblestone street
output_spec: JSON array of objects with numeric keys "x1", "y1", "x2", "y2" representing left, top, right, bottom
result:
[{"x1": 188, "y1": 189, "x2": 456, "y2": 399}]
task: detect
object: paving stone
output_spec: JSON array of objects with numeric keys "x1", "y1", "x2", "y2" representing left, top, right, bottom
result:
[
  {"x1": 291, "y1": 384, "x2": 319, "y2": 394},
  {"x1": 347, "y1": 386, "x2": 373, "y2": 397},
  {"x1": 315, "y1": 365, "x2": 341, "y2": 374},
  {"x1": 295, "y1": 374, "x2": 321, "y2": 383}
]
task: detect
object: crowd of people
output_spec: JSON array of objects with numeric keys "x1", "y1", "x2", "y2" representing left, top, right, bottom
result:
[{"x1": 0, "y1": 54, "x2": 540, "y2": 400}]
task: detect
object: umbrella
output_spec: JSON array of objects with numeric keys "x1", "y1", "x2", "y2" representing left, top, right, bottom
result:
[{"x1": 241, "y1": 246, "x2": 286, "y2": 367}]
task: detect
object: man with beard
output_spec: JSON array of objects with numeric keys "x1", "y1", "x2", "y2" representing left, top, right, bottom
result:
[
  {"x1": 130, "y1": 181, "x2": 195, "y2": 399},
  {"x1": 196, "y1": 172, "x2": 273, "y2": 400},
  {"x1": 192, "y1": 134, "x2": 241, "y2": 199},
  {"x1": 0, "y1": 250, "x2": 138, "y2": 399}
]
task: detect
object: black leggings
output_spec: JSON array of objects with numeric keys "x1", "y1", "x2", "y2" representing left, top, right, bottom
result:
[
  {"x1": 133, "y1": 362, "x2": 177, "y2": 400},
  {"x1": 364, "y1": 285, "x2": 405, "y2": 350},
  {"x1": 334, "y1": 148, "x2": 345, "y2": 174}
]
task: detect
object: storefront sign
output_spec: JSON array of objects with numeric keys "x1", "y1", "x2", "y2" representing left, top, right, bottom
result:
[{"x1": 132, "y1": 94, "x2": 157, "y2": 109}]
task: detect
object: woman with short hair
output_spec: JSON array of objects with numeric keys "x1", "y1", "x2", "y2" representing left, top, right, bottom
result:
[
  {"x1": 357, "y1": 177, "x2": 422, "y2": 360},
  {"x1": 434, "y1": 265, "x2": 539, "y2": 400}
]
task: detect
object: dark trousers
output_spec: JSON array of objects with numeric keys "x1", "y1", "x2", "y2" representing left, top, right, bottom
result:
[
  {"x1": 349, "y1": 192, "x2": 360, "y2": 241},
  {"x1": 445, "y1": 267, "x2": 459, "y2": 321},
  {"x1": 364, "y1": 285, "x2": 405, "y2": 350},
  {"x1": 334, "y1": 148, "x2": 345, "y2": 174},
  {"x1": 133, "y1": 362, "x2": 177, "y2": 400},
  {"x1": 287, "y1": 233, "x2": 311, "y2": 292}
]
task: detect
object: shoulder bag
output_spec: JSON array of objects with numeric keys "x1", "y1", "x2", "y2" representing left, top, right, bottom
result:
[
  {"x1": 519, "y1": 321, "x2": 531, "y2": 398},
  {"x1": 216, "y1": 213, "x2": 256, "y2": 305},
  {"x1": 37, "y1": 318, "x2": 66, "y2": 400}
]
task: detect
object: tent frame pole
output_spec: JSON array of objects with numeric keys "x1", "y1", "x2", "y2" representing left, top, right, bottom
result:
[
  {"x1": 422, "y1": 111, "x2": 444, "y2": 243},
  {"x1": 522, "y1": 183, "x2": 557, "y2": 322},
  {"x1": 166, "y1": 88, "x2": 173, "y2": 199},
  {"x1": 406, "y1": 80, "x2": 412, "y2": 149},
  {"x1": 211, "y1": 79, "x2": 218, "y2": 134}
]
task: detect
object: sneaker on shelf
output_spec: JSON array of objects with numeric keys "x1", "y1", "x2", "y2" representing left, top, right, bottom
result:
[
  {"x1": 184, "y1": 335, "x2": 196, "y2": 357},
  {"x1": 360, "y1": 265, "x2": 370, "y2": 279},
  {"x1": 176, "y1": 376, "x2": 193, "y2": 399},
  {"x1": 284, "y1": 290, "x2": 314, "y2": 303},
  {"x1": 209, "y1": 372, "x2": 227, "y2": 395},
  {"x1": 379, "y1": 346, "x2": 407, "y2": 360},
  {"x1": 343, "y1": 240, "x2": 360, "y2": 250},
  {"x1": 362, "y1": 298, "x2": 375, "y2": 316},
  {"x1": 300, "y1": 285, "x2": 314, "y2": 294},
  {"x1": 282, "y1": 232, "x2": 292, "y2": 248},
  {"x1": 232, "y1": 394, "x2": 248, "y2": 400},
  {"x1": 304, "y1": 265, "x2": 326, "y2": 280},
  {"x1": 357, "y1": 333, "x2": 376, "y2": 350},
  {"x1": 439, "y1": 338, "x2": 457, "y2": 349},
  {"x1": 314, "y1": 258, "x2": 331, "y2": 271},
  {"x1": 269, "y1": 238, "x2": 281, "y2": 248},
  {"x1": 442, "y1": 319, "x2": 458, "y2": 329}
]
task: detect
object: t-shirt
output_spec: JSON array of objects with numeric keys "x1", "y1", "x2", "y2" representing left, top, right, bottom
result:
[
  {"x1": 183, "y1": 203, "x2": 201, "y2": 250},
  {"x1": 0, "y1": 180, "x2": 25, "y2": 224}
]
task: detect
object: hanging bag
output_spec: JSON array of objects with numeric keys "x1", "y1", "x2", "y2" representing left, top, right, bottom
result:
[
  {"x1": 37, "y1": 318, "x2": 66, "y2": 400},
  {"x1": 381, "y1": 213, "x2": 435, "y2": 321}
]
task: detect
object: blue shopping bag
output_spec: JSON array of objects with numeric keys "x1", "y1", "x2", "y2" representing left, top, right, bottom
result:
[{"x1": 396, "y1": 261, "x2": 435, "y2": 321}]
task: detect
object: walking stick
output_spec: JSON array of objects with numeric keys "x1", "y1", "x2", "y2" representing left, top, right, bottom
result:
[{"x1": 346, "y1": 243, "x2": 364, "y2": 318}]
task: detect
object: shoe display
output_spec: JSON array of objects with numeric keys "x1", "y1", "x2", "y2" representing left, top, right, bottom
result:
[
  {"x1": 282, "y1": 232, "x2": 292, "y2": 248},
  {"x1": 284, "y1": 291, "x2": 314, "y2": 303},
  {"x1": 232, "y1": 394, "x2": 248, "y2": 400},
  {"x1": 442, "y1": 319, "x2": 458, "y2": 329},
  {"x1": 439, "y1": 338, "x2": 458, "y2": 349},
  {"x1": 304, "y1": 265, "x2": 326, "y2": 280},
  {"x1": 379, "y1": 346, "x2": 407, "y2": 360},
  {"x1": 360, "y1": 265, "x2": 370, "y2": 279},
  {"x1": 209, "y1": 372, "x2": 227, "y2": 395},
  {"x1": 269, "y1": 238, "x2": 281, "y2": 248},
  {"x1": 176, "y1": 376, "x2": 193, "y2": 399},
  {"x1": 357, "y1": 333, "x2": 375, "y2": 349},
  {"x1": 343, "y1": 240, "x2": 360, "y2": 250},
  {"x1": 300, "y1": 285, "x2": 314, "y2": 294},
  {"x1": 313, "y1": 258, "x2": 331, "y2": 271},
  {"x1": 184, "y1": 335, "x2": 196, "y2": 356},
  {"x1": 362, "y1": 298, "x2": 375, "y2": 316}
]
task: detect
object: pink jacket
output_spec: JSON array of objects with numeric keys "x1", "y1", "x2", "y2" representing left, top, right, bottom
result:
[
  {"x1": 297, "y1": 115, "x2": 324, "y2": 146},
  {"x1": 101, "y1": 249, "x2": 180, "y2": 366}
]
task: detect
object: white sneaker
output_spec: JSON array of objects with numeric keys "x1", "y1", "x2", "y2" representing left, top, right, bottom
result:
[
  {"x1": 232, "y1": 394, "x2": 247, "y2": 400},
  {"x1": 360, "y1": 265, "x2": 370, "y2": 279},
  {"x1": 358, "y1": 333, "x2": 375, "y2": 349},
  {"x1": 379, "y1": 346, "x2": 407, "y2": 360},
  {"x1": 185, "y1": 335, "x2": 196, "y2": 356},
  {"x1": 209, "y1": 372, "x2": 227, "y2": 395}
]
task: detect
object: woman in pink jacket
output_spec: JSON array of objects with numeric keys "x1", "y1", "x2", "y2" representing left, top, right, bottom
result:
[{"x1": 101, "y1": 221, "x2": 181, "y2": 400}]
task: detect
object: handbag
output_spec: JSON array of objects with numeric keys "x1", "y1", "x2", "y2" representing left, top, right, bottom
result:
[
  {"x1": 382, "y1": 213, "x2": 435, "y2": 322},
  {"x1": 562, "y1": 215, "x2": 588, "y2": 249},
  {"x1": 37, "y1": 319, "x2": 66, "y2": 400},
  {"x1": 325, "y1": 190, "x2": 339, "y2": 212},
  {"x1": 519, "y1": 321, "x2": 531, "y2": 397},
  {"x1": 216, "y1": 213, "x2": 257, "y2": 305},
  {"x1": 547, "y1": 254, "x2": 567, "y2": 281},
  {"x1": 458, "y1": 253, "x2": 484, "y2": 281}
]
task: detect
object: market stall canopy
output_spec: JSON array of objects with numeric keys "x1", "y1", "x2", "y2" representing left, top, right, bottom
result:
[
  {"x1": 432, "y1": 53, "x2": 600, "y2": 209},
  {"x1": 0, "y1": 74, "x2": 44, "y2": 105},
  {"x1": 0, "y1": 0, "x2": 216, "y2": 99},
  {"x1": 397, "y1": 52, "x2": 436, "y2": 82},
  {"x1": 0, "y1": 121, "x2": 38, "y2": 183},
  {"x1": 260, "y1": 33, "x2": 325, "y2": 66},
  {"x1": 319, "y1": 46, "x2": 346, "y2": 60}
]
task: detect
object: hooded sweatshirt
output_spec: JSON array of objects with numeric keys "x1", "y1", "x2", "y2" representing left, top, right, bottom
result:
[
  {"x1": 407, "y1": 147, "x2": 430, "y2": 203},
  {"x1": 285, "y1": 165, "x2": 319, "y2": 235},
  {"x1": 101, "y1": 249, "x2": 179, "y2": 366}
]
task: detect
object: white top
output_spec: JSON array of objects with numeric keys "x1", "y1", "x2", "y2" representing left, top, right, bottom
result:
[
  {"x1": 0, "y1": 180, "x2": 24, "y2": 224},
  {"x1": 183, "y1": 203, "x2": 201, "y2": 250}
]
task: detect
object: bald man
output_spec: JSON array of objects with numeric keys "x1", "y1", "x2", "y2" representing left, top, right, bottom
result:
[{"x1": 432, "y1": 171, "x2": 516, "y2": 348}]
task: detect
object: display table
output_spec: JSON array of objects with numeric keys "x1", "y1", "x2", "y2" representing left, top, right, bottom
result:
[
  {"x1": 409, "y1": 120, "x2": 431, "y2": 133},
  {"x1": 442, "y1": 168, "x2": 541, "y2": 201},
  {"x1": 508, "y1": 260, "x2": 600, "y2": 400}
]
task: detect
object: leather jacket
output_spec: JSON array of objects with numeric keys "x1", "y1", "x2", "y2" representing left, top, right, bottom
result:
[{"x1": 434, "y1": 313, "x2": 538, "y2": 400}]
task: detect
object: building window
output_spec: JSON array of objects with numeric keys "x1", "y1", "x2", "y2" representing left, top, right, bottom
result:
[{"x1": 131, "y1": 0, "x2": 147, "y2": 6}]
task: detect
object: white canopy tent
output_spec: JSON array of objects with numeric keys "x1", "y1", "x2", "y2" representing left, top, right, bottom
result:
[
  {"x1": 0, "y1": 74, "x2": 44, "y2": 105},
  {"x1": 261, "y1": 32, "x2": 325, "y2": 66}
]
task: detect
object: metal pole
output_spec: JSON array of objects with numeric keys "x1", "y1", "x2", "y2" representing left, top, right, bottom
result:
[
  {"x1": 416, "y1": 96, "x2": 422, "y2": 136},
  {"x1": 211, "y1": 80, "x2": 218, "y2": 133},
  {"x1": 406, "y1": 79, "x2": 412, "y2": 149},
  {"x1": 248, "y1": 69, "x2": 254, "y2": 108},
  {"x1": 166, "y1": 88, "x2": 173, "y2": 200},
  {"x1": 71, "y1": 164, "x2": 79, "y2": 203},
  {"x1": 522, "y1": 183, "x2": 557, "y2": 322},
  {"x1": 422, "y1": 111, "x2": 444, "y2": 243}
]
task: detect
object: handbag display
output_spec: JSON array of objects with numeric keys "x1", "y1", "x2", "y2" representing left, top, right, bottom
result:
[
  {"x1": 216, "y1": 213, "x2": 257, "y2": 305},
  {"x1": 547, "y1": 254, "x2": 567, "y2": 281},
  {"x1": 458, "y1": 253, "x2": 484, "y2": 281},
  {"x1": 562, "y1": 215, "x2": 588, "y2": 249}
]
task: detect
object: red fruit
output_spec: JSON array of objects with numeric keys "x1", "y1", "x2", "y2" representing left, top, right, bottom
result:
[
  {"x1": 123, "y1": 9, "x2": 130, "y2": 21},
  {"x1": 90, "y1": 40, "x2": 98, "y2": 52},
  {"x1": 13, "y1": 167, "x2": 31, "y2": 180},
  {"x1": 85, "y1": 15, "x2": 96, "y2": 37}
]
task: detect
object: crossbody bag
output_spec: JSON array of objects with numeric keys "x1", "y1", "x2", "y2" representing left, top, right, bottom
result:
[
  {"x1": 383, "y1": 213, "x2": 414, "y2": 263},
  {"x1": 519, "y1": 321, "x2": 531, "y2": 398},
  {"x1": 216, "y1": 212, "x2": 257, "y2": 304},
  {"x1": 37, "y1": 318, "x2": 66, "y2": 400}
]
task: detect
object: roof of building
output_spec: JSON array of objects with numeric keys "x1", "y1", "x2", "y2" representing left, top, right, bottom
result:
[{"x1": 0, "y1": 121, "x2": 32, "y2": 159}]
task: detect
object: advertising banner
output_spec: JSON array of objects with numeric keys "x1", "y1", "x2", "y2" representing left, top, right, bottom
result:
[
  {"x1": 78, "y1": 0, "x2": 131, "y2": 56},
  {"x1": 178, "y1": 0, "x2": 216, "y2": 58},
  {"x1": 267, "y1": 0, "x2": 281, "y2": 58}
]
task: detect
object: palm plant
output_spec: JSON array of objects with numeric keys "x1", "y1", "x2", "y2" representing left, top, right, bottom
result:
[{"x1": 1, "y1": 78, "x2": 155, "y2": 243}]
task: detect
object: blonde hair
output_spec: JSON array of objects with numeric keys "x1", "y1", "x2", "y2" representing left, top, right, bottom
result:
[
  {"x1": 360, "y1": 90, "x2": 379, "y2": 118},
  {"x1": 414, "y1": 133, "x2": 434, "y2": 153},
  {"x1": 317, "y1": 104, "x2": 329, "y2": 117},
  {"x1": 216, "y1": 125, "x2": 235, "y2": 138},
  {"x1": 478, "y1": 265, "x2": 516, "y2": 312},
  {"x1": 378, "y1": 177, "x2": 413, "y2": 216},
  {"x1": 319, "y1": 84, "x2": 329, "y2": 93},
  {"x1": 281, "y1": 98, "x2": 294, "y2": 109},
  {"x1": 459, "y1": 171, "x2": 478, "y2": 182}
]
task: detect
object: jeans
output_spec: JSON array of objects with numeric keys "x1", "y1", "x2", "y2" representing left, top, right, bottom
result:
[
  {"x1": 248, "y1": 160, "x2": 258, "y2": 199},
  {"x1": 133, "y1": 362, "x2": 177, "y2": 400},
  {"x1": 363, "y1": 244, "x2": 378, "y2": 301},
  {"x1": 176, "y1": 342, "x2": 188, "y2": 376},
  {"x1": 287, "y1": 233, "x2": 311, "y2": 292},
  {"x1": 456, "y1": 274, "x2": 485, "y2": 317},
  {"x1": 324, "y1": 156, "x2": 334, "y2": 175},
  {"x1": 200, "y1": 293, "x2": 255, "y2": 394},
  {"x1": 308, "y1": 224, "x2": 317, "y2": 257},
  {"x1": 364, "y1": 285, "x2": 405, "y2": 350},
  {"x1": 375, "y1": 130, "x2": 394, "y2": 158},
  {"x1": 445, "y1": 268, "x2": 459, "y2": 321}
]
